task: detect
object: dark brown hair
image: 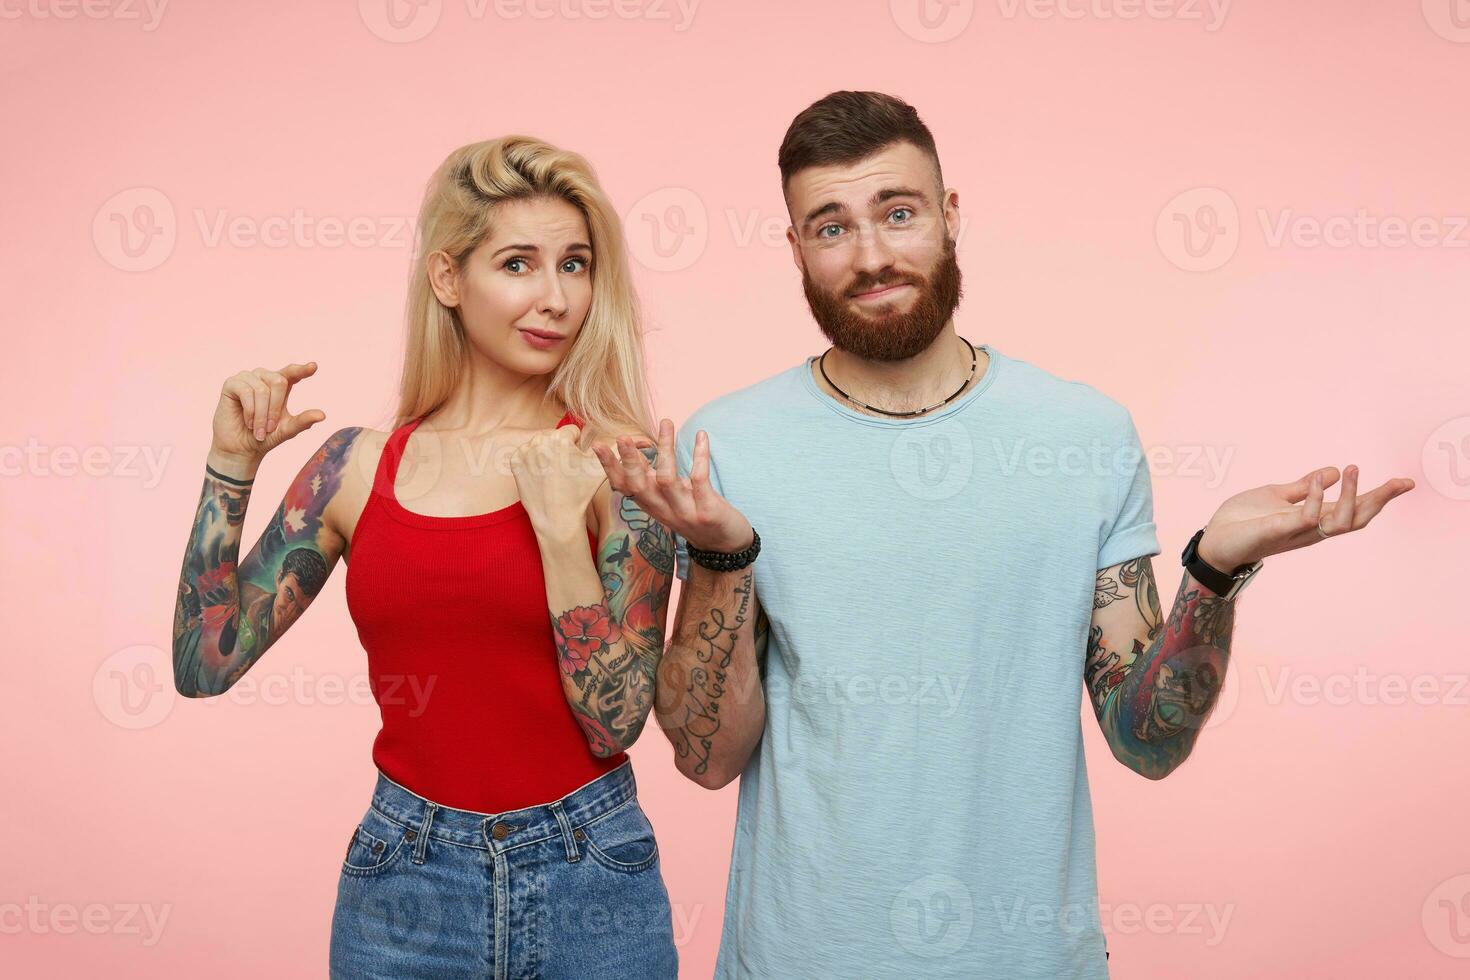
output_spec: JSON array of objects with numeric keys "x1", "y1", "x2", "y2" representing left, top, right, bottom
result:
[{"x1": 778, "y1": 91, "x2": 943, "y2": 198}]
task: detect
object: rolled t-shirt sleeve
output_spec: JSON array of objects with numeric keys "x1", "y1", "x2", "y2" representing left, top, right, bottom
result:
[{"x1": 1097, "y1": 409, "x2": 1162, "y2": 570}]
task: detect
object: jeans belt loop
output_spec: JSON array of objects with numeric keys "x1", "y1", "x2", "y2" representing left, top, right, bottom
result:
[
  {"x1": 548, "y1": 800, "x2": 580, "y2": 863},
  {"x1": 412, "y1": 802, "x2": 437, "y2": 865}
]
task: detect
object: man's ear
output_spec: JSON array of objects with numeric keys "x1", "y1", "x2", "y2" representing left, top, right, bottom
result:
[
  {"x1": 942, "y1": 188, "x2": 961, "y2": 245},
  {"x1": 786, "y1": 225, "x2": 806, "y2": 275}
]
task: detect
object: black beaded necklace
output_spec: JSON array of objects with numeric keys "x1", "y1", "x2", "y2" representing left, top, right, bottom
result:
[{"x1": 817, "y1": 336, "x2": 978, "y2": 418}]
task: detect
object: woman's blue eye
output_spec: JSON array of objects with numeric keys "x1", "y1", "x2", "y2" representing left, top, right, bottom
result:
[
  {"x1": 561, "y1": 257, "x2": 589, "y2": 273},
  {"x1": 505, "y1": 257, "x2": 528, "y2": 273}
]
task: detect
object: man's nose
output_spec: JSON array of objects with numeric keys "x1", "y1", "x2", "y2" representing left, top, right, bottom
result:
[{"x1": 849, "y1": 222, "x2": 898, "y2": 278}]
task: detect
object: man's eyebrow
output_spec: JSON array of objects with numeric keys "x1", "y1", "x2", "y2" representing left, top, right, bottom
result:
[{"x1": 800, "y1": 186, "x2": 931, "y2": 231}]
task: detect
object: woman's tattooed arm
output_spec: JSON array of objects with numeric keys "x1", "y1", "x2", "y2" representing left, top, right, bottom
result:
[
  {"x1": 171, "y1": 429, "x2": 358, "y2": 696},
  {"x1": 544, "y1": 448, "x2": 676, "y2": 757},
  {"x1": 1086, "y1": 555, "x2": 1236, "y2": 779}
]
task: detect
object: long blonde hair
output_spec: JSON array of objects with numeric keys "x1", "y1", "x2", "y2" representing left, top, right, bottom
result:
[{"x1": 394, "y1": 136, "x2": 655, "y2": 441}]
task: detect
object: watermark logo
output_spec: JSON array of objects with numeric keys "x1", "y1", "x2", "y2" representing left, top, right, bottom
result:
[
  {"x1": 1423, "y1": 873, "x2": 1470, "y2": 957},
  {"x1": 625, "y1": 187, "x2": 708, "y2": 272},
  {"x1": 0, "y1": 898, "x2": 172, "y2": 946},
  {"x1": 891, "y1": 874, "x2": 975, "y2": 957},
  {"x1": 359, "y1": 0, "x2": 443, "y2": 42},
  {"x1": 890, "y1": 0, "x2": 976, "y2": 43},
  {"x1": 1422, "y1": 0, "x2": 1470, "y2": 43},
  {"x1": 0, "y1": 0, "x2": 169, "y2": 30},
  {"x1": 0, "y1": 439, "x2": 171, "y2": 487},
  {"x1": 994, "y1": 0, "x2": 1230, "y2": 31},
  {"x1": 1422, "y1": 416, "x2": 1470, "y2": 501},
  {"x1": 93, "y1": 645, "x2": 175, "y2": 730},
  {"x1": 93, "y1": 187, "x2": 176, "y2": 272},
  {"x1": 890, "y1": 425, "x2": 975, "y2": 501},
  {"x1": 1156, "y1": 187, "x2": 1239, "y2": 272},
  {"x1": 354, "y1": 875, "x2": 444, "y2": 955}
]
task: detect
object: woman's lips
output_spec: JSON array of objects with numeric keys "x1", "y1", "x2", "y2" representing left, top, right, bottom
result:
[{"x1": 518, "y1": 328, "x2": 565, "y2": 350}]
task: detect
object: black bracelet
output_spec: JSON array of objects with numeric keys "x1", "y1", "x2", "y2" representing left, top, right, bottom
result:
[
  {"x1": 206, "y1": 463, "x2": 254, "y2": 487},
  {"x1": 686, "y1": 527, "x2": 760, "y2": 573}
]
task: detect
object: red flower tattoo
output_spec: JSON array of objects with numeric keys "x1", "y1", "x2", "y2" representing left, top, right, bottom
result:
[{"x1": 555, "y1": 604, "x2": 622, "y2": 674}]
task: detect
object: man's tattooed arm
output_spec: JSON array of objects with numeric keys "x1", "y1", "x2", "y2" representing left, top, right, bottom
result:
[
  {"x1": 544, "y1": 448, "x2": 677, "y2": 757},
  {"x1": 654, "y1": 560, "x2": 769, "y2": 790},
  {"x1": 1086, "y1": 555, "x2": 1236, "y2": 779},
  {"x1": 171, "y1": 428, "x2": 358, "y2": 696}
]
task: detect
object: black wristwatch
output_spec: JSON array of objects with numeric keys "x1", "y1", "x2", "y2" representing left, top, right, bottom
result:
[
  {"x1": 1180, "y1": 527, "x2": 1262, "y2": 600},
  {"x1": 686, "y1": 527, "x2": 761, "y2": 573}
]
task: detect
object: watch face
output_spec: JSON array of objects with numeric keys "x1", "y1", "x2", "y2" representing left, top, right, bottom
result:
[{"x1": 1181, "y1": 529, "x2": 1203, "y2": 564}]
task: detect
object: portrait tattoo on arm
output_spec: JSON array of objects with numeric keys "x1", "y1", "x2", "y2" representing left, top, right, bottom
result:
[
  {"x1": 172, "y1": 428, "x2": 357, "y2": 696},
  {"x1": 1089, "y1": 556, "x2": 1236, "y2": 778}
]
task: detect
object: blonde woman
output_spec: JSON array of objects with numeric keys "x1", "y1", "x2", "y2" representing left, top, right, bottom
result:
[{"x1": 171, "y1": 137, "x2": 679, "y2": 978}]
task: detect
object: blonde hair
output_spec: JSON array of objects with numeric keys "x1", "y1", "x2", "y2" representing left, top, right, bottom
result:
[{"x1": 394, "y1": 136, "x2": 655, "y2": 442}]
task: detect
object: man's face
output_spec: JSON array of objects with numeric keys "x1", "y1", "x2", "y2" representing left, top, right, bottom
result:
[
  {"x1": 271, "y1": 570, "x2": 307, "y2": 628},
  {"x1": 785, "y1": 141, "x2": 963, "y2": 361}
]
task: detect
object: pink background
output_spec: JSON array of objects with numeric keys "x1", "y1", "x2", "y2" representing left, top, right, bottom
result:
[{"x1": 3, "y1": 1, "x2": 1468, "y2": 976}]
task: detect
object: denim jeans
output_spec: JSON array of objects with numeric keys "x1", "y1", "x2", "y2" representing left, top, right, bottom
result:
[{"x1": 330, "y1": 760, "x2": 678, "y2": 979}]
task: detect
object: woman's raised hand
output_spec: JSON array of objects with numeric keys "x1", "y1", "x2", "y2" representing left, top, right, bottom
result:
[{"x1": 209, "y1": 362, "x2": 327, "y2": 474}]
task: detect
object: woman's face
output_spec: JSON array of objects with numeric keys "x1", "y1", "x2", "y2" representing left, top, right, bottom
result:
[{"x1": 429, "y1": 195, "x2": 594, "y2": 376}]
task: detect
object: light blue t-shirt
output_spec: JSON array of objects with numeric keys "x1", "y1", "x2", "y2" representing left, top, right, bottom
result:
[{"x1": 672, "y1": 344, "x2": 1161, "y2": 979}]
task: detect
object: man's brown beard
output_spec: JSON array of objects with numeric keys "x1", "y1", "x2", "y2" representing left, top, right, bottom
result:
[{"x1": 801, "y1": 235, "x2": 963, "y2": 362}]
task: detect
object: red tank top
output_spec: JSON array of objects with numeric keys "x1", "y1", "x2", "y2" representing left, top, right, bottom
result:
[{"x1": 345, "y1": 411, "x2": 626, "y2": 813}]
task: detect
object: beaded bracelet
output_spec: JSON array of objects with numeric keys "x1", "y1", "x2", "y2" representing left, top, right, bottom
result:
[{"x1": 686, "y1": 527, "x2": 761, "y2": 572}]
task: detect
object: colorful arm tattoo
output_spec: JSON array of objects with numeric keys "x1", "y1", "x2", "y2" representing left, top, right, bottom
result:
[
  {"x1": 1088, "y1": 556, "x2": 1236, "y2": 779},
  {"x1": 549, "y1": 448, "x2": 676, "y2": 756},
  {"x1": 657, "y1": 568, "x2": 769, "y2": 781},
  {"x1": 171, "y1": 428, "x2": 358, "y2": 696}
]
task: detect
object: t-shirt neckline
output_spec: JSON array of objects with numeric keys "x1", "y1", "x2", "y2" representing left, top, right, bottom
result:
[{"x1": 799, "y1": 342, "x2": 1003, "y2": 428}]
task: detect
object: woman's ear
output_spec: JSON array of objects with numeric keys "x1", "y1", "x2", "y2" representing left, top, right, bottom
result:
[{"x1": 426, "y1": 249, "x2": 460, "y2": 308}]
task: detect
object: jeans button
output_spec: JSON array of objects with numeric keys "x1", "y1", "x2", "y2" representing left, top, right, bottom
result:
[{"x1": 490, "y1": 821, "x2": 511, "y2": 841}]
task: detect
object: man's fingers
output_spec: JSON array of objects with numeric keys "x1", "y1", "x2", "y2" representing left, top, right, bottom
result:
[
  {"x1": 689, "y1": 429, "x2": 716, "y2": 508},
  {"x1": 1323, "y1": 465, "x2": 1359, "y2": 533},
  {"x1": 1300, "y1": 470, "x2": 1324, "y2": 526},
  {"x1": 1340, "y1": 477, "x2": 1415, "y2": 531},
  {"x1": 1279, "y1": 465, "x2": 1341, "y2": 503}
]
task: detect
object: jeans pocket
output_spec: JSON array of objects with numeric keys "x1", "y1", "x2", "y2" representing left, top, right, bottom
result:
[
  {"x1": 341, "y1": 808, "x2": 411, "y2": 878},
  {"x1": 579, "y1": 800, "x2": 660, "y2": 874}
]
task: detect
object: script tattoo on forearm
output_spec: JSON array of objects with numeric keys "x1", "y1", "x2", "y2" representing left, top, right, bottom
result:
[
  {"x1": 1091, "y1": 559, "x2": 1236, "y2": 777},
  {"x1": 550, "y1": 471, "x2": 673, "y2": 756},
  {"x1": 171, "y1": 429, "x2": 356, "y2": 696},
  {"x1": 660, "y1": 570, "x2": 768, "y2": 777}
]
